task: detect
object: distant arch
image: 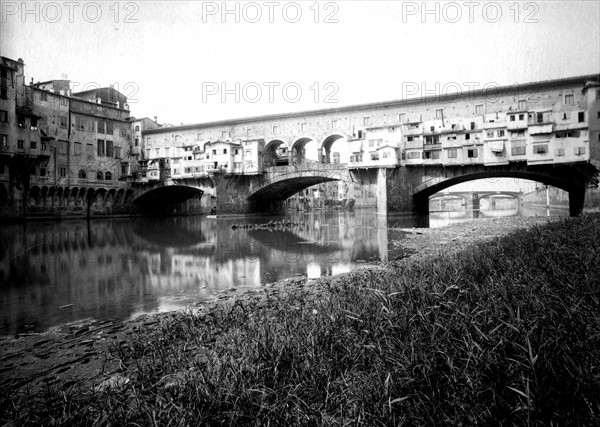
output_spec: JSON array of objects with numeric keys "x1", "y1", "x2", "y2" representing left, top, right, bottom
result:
[
  {"x1": 105, "y1": 171, "x2": 112, "y2": 181},
  {"x1": 78, "y1": 169, "x2": 87, "y2": 179},
  {"x1": 97, "y1": 171, "x2": 104, "y2": 180},
  {"x1": 290, "y1": 137, "x2": 314, "y2": 165},
  {"x1": 321, "y1": 134, "x2": 346, "y2": 164},
  {"x1": 264, "y1": 139, "x2": 289, "y2": 167}
]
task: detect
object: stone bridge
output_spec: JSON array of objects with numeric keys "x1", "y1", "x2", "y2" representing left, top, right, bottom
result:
[
  {"x1": 131, "y1": 177, "x2": 215, "y2": 214},
  {"x1": 213, "y1": 162, "x2": 349, "y2": 213},
  {"x1": 385, "y1": 162, "x2": 599, "y2": 217}
]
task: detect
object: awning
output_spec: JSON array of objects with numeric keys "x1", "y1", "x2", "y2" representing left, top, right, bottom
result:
[
  {"x1": 488, "y1": 140, "x2": 504, "y2": 153},
  {"x1": 529, "y1": 124, "x2": 553, "y2": 135}
]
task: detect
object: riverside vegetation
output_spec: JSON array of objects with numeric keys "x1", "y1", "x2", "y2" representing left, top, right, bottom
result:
[{"x1": 1, "y1": 215, "x2": 599, "y2": 425}]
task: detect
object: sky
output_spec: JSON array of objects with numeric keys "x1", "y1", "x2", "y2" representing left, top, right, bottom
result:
[{"x1": 1, "y1": 0, "x2": 599, "y2": 126}]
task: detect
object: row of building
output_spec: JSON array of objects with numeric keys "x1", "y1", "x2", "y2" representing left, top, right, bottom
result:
[{"x1": 1, "y1": 54, "x2": 599, "y2": 217}]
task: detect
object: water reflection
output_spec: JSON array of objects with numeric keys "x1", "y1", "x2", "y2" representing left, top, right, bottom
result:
[{"x1": 0, "y1": 211, "x2": 419, "y2": 336}]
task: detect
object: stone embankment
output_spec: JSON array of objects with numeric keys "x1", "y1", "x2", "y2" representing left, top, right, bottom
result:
[{"x1": 0, "y1": 216, "x2": 561, "y2": 396}]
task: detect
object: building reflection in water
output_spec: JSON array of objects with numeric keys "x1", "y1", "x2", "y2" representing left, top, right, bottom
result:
[{"x1": 0, "y1": 211, "x2": 419, "y2": 335}]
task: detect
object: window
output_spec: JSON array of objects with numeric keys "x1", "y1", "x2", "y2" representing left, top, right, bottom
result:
[
  {"x1": 475, "y1": 104, "x2": 484, "y2": 115},
  {"x1": 104, "y1": 171, "x2": 112, "y2": 180},
  {"x1": 331, "y1": 119, "x2": 338, "y2": 129},
  {"x1": 60, "y1": 97, "x2": 67, "y2": 106},
  {"x1": 212, "y1": 149, "x2": 216, "y2": 155},
  {"x1": 518, "y1": 100, "x2": 527, "y2": 110},
  {"x1": 519, "y1": 114, "x2": 524, "y2": 120},
  {"x1": 370, "y1": 153, "x2": 379, "y2": 161},
  {"x1": 31, "y1": 140, "x2": 37, "y2": 150},
  {"x1": 30, "y1": 117, "x2": 38, "y2": 130},
  {"x1": 363, "y1": 117, "x2": 370, "y2": 126},
  {"x1": 59, "y1": 166, "x2": 66, "y2": 177},
  {"x1": 424, "y1": 150, "x2": 440, "y2": 159},
  {"x1": 17, "y1": 115, "x2": 25, "y2": 127},
  {"x1": 17, "y1": 140, "x2": 24, "y2": 149},
  {"x1": 234, "y1": 148, "x2": 239, "y2": 155},
  {"x1": 1, "y1": 134, "x2": 7, "y2": 147},
  {"x1": 470, "y1": 122, "x2": 476, "y2": 130},
  {"x1": 86, "y1": 143, "x2": 93, "y2": 157},
  {"x1": 467, "y1": 148, "x2": 478, "y2": 158},
  {"x1": 39, "y1": 168, "x2": 46, "y2": 177},
  {"x1": 135, "y1": 138, "x2": 139, "y2": 146},
  {"x1": 106, "y1": 141, "x2": 114, "y2": 157},
  {"x1": 78, "y1": 169, "x2": 87, "y2": 179},
  {"x1": 448, "y1": 148, "x2": 458, "y2": 158},
  {"x1": 74, "y1": 142, "x2": 81, "y2": 155},
  {"x1": 97, "y1": 139, "x2": 105, "y2": 156},
  {"x1": 537, "y1": 112, "x2": 544, "y2": 123},
  {"x1": 554, "y1": 148, "x2": 565, "y2": 157},
  {"x1": 575, "y1": 146, "x2": 586, "y2": 155},
  {"x1": 184, "y1": 167, "x2": 191, "y2": 173},
  {"x1": 465, "y1": 133, "x2": 471, "y2": 140},
  {"x1": 135, "y1": 125, "x2": 140, "y2": 132},
  {"x1": 435, "y1": 109, "x2": 444, "y2": 119},
  {"x1": 223, "y1": 149, "x2": 228, "y2": 154},
  {"x1": 533, "y1": 144, "x2": 548, "y2": 154},
  {"x1": 510, "y1": 115, "x2": 515, "y2": 122},
  {"x1": 115, "y1": 147, "x2": 121, "y2": 158},
  {"x1": 407, "y1": 136, "x2": 414, "y2": 142},
  {"x1": 120, "y1": 128, "x2": 127, "y2": 137},
  {"x1": 97, "y1": 171, "x2": 104, "y2": 180},
  {"x1": 234, "y1": 162, "x2": 242, "y2": 170},
  {"x1": 0, "y1": 87, "x2": 6, "y2": 100},
  {"x1": 41, "y1": 91, "x2": 48, "y2": 101},
  {"x1": 0, "y1": 110, "x2": 7, "y2": 122},
  {"x1": 398, "y1": 113, "x2": 406, "y2": 123},
  {"x1": 498, "y1": 130, "x2": 505, "y2": 137},
  {"x1": 41, "y1": 142, "x2": 47, "y2": 151},
  {"x1": 486, "y1": 131, "x2": 494, "y2": 138},
  {"x1": 578, "y1": 112, "x2": 585, "y2": 122},
  {"x1": 97, "y1": 120, "x2": 105, "y2": 134},
  {"x1": 564, "y1": 94, "x2": 574, "y2": 105},
  {"x1": 121, "y1": 164, "x2": 128, "y2": 175},
  {"x1": 512, "y1": 146, "x2": 526, "y2": 156},
  {"x1": 406, "y1": 151, "x2": 421, "y2": 159}
]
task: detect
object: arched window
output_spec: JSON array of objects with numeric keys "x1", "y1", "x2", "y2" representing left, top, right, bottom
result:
[
  {"x1": 105, "y1": 171, "x2": 112, "y2": 180},
  {"x1": 97, "y1": 171, "x2": 103, "y2": 180},
  {"x1": 135, "y1": 125, "x2": 140, "y2": 132},
  {"x1": 78, "y1": 169, "x2": 86, "y2": 179}
]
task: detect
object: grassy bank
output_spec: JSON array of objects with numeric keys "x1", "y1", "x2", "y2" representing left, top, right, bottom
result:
[{"x1": 2, "y1": 215, "x2": 600, "y2": 425}]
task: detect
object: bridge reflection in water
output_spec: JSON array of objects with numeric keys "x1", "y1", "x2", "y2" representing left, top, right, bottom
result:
[
  {"x1": 429, "y1": 191, "x2": 569, "y2": 228},
  {"x1": 0, "y1": 211, "x2": 421, "y2": 336}
]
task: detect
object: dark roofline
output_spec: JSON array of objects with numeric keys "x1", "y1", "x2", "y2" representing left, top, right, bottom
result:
[
  {"x1": 72, "y1": 87, "x2": 128, "y2": 99},
  {"x1": 29, "y1": 85, "x2": 130, "y2": 112},
  {"x1": 144, "y1": 73, "x2": 600, "y2": 135}
]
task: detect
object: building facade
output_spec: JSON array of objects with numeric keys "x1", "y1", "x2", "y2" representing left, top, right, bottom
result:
[{"x1": 0, "y1": 56, "x2": 136, "y2": 219}]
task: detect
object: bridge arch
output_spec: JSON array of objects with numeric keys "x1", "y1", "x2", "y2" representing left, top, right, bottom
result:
[
  {"x1": 321, "y1": 134, "x2": 346, "y2": 164},
  {"x1": 248, "y1": 175, "x2": 339, "y2": 211},
  {"x1": 133, "y1": 185, "x2": 204, "y2": 209},
  {"x1": 291, "y1": 137, "x2": 315, "y2": 165},
  {"x1": 412, "y1": 168, "x2": 586, "y2": 216},
  {"x1": 264, "y1": 139, "x2": 290, "y2": 167}
]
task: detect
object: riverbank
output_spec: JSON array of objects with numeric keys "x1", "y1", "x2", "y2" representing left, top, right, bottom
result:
[{"x1": 1, "y1": 215, "x2": 599, "y2": 425}]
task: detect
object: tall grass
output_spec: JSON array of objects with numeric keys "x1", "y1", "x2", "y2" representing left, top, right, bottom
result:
[{"x1": 2, "y1": 215, "x2": 600, "y2": 425}]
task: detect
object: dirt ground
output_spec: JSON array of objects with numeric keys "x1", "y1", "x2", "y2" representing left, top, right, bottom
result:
[{"x1": 0, "y1": 215, "x2": 561, "y2": 396}]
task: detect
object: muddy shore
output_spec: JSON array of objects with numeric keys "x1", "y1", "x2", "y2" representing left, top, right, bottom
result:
[{"x1": 0, "y1": 216, "x2": 560, "y2": 396}]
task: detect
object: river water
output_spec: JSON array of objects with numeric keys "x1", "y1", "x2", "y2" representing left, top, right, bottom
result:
[{"x1": 0, "y1": 204, "x2": 568, "y2": 336}]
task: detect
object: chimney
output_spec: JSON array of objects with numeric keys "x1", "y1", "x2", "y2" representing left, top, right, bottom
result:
[{"x1": 154, "y1": 116, "x2": 158, "y2": 123}]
